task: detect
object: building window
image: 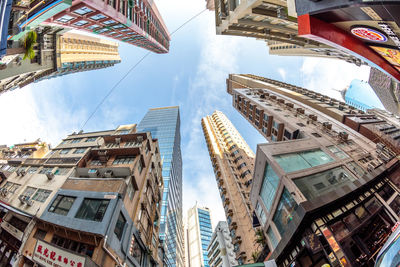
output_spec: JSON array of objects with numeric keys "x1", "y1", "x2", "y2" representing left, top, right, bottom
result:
[
  {"x1": 273, "y1": 149, "x2": 334, "y2": 173},
  {"x1": 293, "y1": 167, "x2": 355, "y2": 201},
  {"x1": 60, "y1": 149, "x2": 71, "y2": 155},
  {"x1": 73, "y1": 148, "x2": 86, "y2": 154},
  {"x1": 259, "y1": 164, "x2": 279, "y2": 211},
  {"x1": 137, "y1": 159, "x2": 143, "y2": 173},
  {"x1": 70, "y1": 138, "x2": 82, "y2": 144},
  {"x1": 51, "y1": 235, "x2": 94, "y2": 258},
  {"x1": 39, "y1": 167, "x2": 53, "y2": 174},
  {"x1": 114, "y1": 212, "x2": 126, "y2": 240},
  {"x1": 2, "y1": 182, "x2": 20, "y2": 193},
  {"x1": 255, "y1": 202, "x2": 266, "y2": 226},
  {"x1": 240, "y1": 170, "x2": 251, "y2": 178},
  {"x1": 272, "y1": 188, "x2": 298, "y2": 236},
  {"x1": 327, "y1": 146, "x2": 348, "y2": 159},
  {"x1": 267, "y1": 227, "x2": 278, "y2": 249},
  {"x1": 48, "y1": 195, "x2": 76, "y2": 215},
  {"x1": 237, "y1": 162, "x2": 246, "y2": 170},
  {"x1": 87, "y1": 24, "x2": 100, "y2": 30},
  {"x1": 90, "y1": 14, "x2": 107, "y2": 20},
  {"x1": 74, "y1": 20, "x2": 88, "y2": 26},
  {"x1": 28, "y1": 167, "x2": 38, "y2": 174},
  {"x1": 90, "y1": 160, "x2": 102, "y2": 166},
  {"x1": 54, "y1": 168, "x2": 70, "y2": 175},
  {"x1": 103, "y1": 19, "x2": 116, "y2": 25},
  {"x1": 57, "y1": 15, "x2": 74, "y2": 23},
  {"x1": 112, "y1": 156, "x2": 135, "y2": 165},
  {"x1": 21, "y1": 186, "x2": 37, "y2": 198},
  {"x1": 32, "y1": 189, "x2": 52, "y2": 202},
  {"x1": 73, "y1": 6, "x2": 93, "y2": 15},
  {"x1": 75, "y1": 199, "x2": 110, "y2": 222},
  {"x1": 34, "y1": 229, "x2": 47, "y2": 240},
  {"x1": 85, "y1": 137, "x2": 97, "y2": 142}
]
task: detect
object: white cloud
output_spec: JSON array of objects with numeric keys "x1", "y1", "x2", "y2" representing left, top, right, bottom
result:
[
  {"x1": 0, "y1": 78, "x2": 88, "y2": 148},
  {"x1": 278, "y1": 68, "x2": 286, "y2": 80},
  {"x1": 300, "y1": 57, "x2": 371, "y2": 100}
]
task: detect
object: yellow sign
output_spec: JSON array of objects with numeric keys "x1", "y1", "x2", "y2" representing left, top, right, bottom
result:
[{"x1": 370, "y1": 46, "x2": 400, "y2": 67}]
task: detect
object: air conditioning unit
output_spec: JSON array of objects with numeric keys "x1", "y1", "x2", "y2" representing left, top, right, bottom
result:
[
  {"x1": 26, "y1": 198, "x2": 33, "y2": 206},
  {"x1": 16, "y1": 170, "x2": 21, "y2": 176},
  {"x1": 18, "y1": 195, "x2": 26, "y2": 204},
  {"x1": 104, "y1": 170, "x2": 114, "y2": 178},
  {"x1": 88, "y1": 169, "x2": 99, "y2": 178},
  {"x1": 115, "y1": 138, "x2": 121, "y2": 146},
  {"x1": 1, "y1": 188, "x2": 8, "y2": 196},
  {"x1": 20, "y1": 170, "x2": 26, "y2": 176},
  {"x1": 46, "y1": 171, "x2": 54, "y2": 180}
]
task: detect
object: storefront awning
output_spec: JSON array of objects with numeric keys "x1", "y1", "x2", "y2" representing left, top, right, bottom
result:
[{"x1": 0, "y1": 200, "x2": 32, "y2": 218}]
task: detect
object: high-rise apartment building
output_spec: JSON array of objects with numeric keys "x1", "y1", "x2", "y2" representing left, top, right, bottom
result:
[
  {"x1": 43, "y1": 0, "x2": 170, "y2": 53},
  {"x1": 201, "y1": 111, "x2": 258, "y2": 265},
  {"x1": 228, "y1": 74, "x2": 400, "y2": 266},
  {"x1": 0, "y1": 29, "x2": 121, "y2": 94},
  {"x1": 0, "y1": 124, "x2": 164, "y2": 266},
  {"x1": 227, "y1": 74, "x2": 363, "y2": 141},
  {"x1": 368, "y1": 68, "x2": 400, "y2": 116},
  {"x1": 207, "y1": 221, "x2": 237, "y2": 267},
  {"x1": 212, "y1": 0, "x2": 363, "y2": 65},
  {"x1": 137, "y1": 106, "x2": 184, "y2": 267},
  {"x1": 186, "y1": 204, "x2": 213, "y2": 267}
]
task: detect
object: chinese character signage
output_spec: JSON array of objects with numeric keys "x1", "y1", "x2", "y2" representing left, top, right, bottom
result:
[{"x1": 33, "y1": 239, "x2": 86, "y2": 267}]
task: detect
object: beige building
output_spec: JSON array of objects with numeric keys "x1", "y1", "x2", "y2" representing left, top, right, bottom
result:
[
  {"x1": 0, "y1": 27, "x2": 121, "y2": 94},
  {"x1": 227, "y1": 74, "x2": 400, "y2": 266},
  {"x1": 201, "y1": 111, "x2": 258, "y2": 265},
  {"x1": 0, "y1": 124, "x2": 164, "y2": 266},
  {"x1": 212, "y1": 0, "x2": 363, "y2": 65},
  {"x1": 0, "y1": 140, "x2": 50, "y2": 182}
]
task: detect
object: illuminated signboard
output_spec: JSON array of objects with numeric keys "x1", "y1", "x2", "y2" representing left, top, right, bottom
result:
[
  {"x1": 370, "y1": 46, "x2": 400, "y2": 67},
  {"x1": 351, "y1": 26, "x2": 388, "y2": 42},
  {"x1": 33, "y1": 239, "x2": 86, "y2": 267}
]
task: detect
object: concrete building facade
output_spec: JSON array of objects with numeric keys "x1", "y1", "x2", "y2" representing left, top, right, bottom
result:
[
  {"x1": 186, "y1": 204, "x2": 212, "y2": 267},
  {"x1": 368, "y1": 68, "x2": 400, "y2": 116},
  {"x1": 212, "y1": 0, "x2": 363, "y2": 65},
  {"x1": 201, "y1": 111, "x2": 258, "y2": 265},
  {"x1": 207, "y1": 221, "x2": 237, "y2": 267},
  {"x1": 0, "y1": 124, "x2": 164, "y2": 267},
  {"x1": 228, "y1": 74, "x2": 400, "y2": 266},
  {"x1": 0, "y1": 29, "x2": 121, "y2": 94}
]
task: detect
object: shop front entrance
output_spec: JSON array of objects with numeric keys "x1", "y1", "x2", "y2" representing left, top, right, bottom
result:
[
  {"x1": 339, "y1": 209, "x2": 393, "y2": 267},
  {"x1": 0, "y1": 230, "x2": 21, "y2": 266}
]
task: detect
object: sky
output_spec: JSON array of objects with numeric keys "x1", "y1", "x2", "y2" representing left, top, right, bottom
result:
[{"x1": 0, "y1": 0, "x2": 372, "y2": 229}]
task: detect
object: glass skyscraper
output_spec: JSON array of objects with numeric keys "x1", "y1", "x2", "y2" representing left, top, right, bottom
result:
[
  {"x1": 137, "y1": 106, "x2": 184, "y2": 267},
  {"x1": 186, "y1": 205, "x2": 212, "y2": 267}
]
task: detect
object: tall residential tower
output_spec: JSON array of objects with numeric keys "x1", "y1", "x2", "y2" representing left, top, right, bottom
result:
[
  {"x1": 137, "y1": 106, "x2": 184, "y2": 267},
  {"x1": 201, "y1": 111, "x2": 258, "y2": 265},
  {"x1": 186, "y1": 204, "x2": 213, "y2": 267}
]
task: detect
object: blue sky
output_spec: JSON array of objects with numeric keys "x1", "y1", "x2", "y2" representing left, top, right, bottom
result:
[{"x1": 0, "y1": 0, "x2": 371, "y2": 227}]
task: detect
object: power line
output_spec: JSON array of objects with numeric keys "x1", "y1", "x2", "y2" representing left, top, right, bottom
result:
[{"x1": 80, "y1": 8, "x2": 207, "y2": 130}]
